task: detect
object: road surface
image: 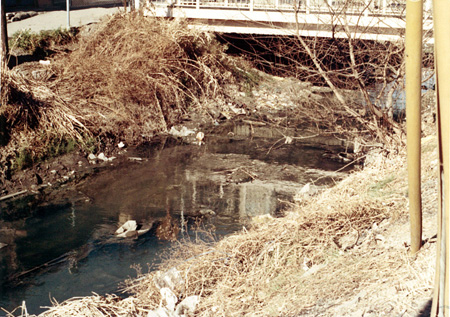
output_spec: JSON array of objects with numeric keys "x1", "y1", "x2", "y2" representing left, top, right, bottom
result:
[{"x1": 7, "y1": 6, "x2": 122, "y2": 37}]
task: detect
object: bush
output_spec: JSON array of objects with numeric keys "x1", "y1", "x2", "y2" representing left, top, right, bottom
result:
[{"x1": 8, "y1": 28, "x2": 78, "y2": 55}]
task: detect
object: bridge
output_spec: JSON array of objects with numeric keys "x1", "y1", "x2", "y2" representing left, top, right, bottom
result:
[{"x1": 136, "y1": 0, "x2": 433, "y2": 41}]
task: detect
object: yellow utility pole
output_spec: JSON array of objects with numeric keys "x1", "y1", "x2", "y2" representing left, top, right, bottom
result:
[
  {"x1": 405, "y1": 0, "x2": 423, "y2": 254},
  {"x1": 431, "y1": 0, "x2": 450, "y2": 314}
]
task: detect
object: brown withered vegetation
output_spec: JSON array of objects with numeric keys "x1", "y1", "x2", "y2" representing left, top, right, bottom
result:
[
  {"x1": 45, "y1": 13, "x2": 233, "y2": 144},
  {"x1": 1, "y1": 12, "x2": 235, "y2": 162}
]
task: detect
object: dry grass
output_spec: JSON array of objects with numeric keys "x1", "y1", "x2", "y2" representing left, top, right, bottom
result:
[
  {"x1": 1, "y1": 68, "x2": 90, "y2": 142},
  {"x1": 46, "y1": 13, "x2": 233, "y2": 144},
  {"x1": 36, "y1": 293, "x2": 144, "y2": 317},
  {"x1": 1, "y1": 12, "x2": 235, "y2": 157}
]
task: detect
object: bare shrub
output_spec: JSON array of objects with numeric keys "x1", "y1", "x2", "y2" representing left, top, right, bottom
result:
[{"x1": 221, "y1": 33, "x2": 406, "y2": 145}]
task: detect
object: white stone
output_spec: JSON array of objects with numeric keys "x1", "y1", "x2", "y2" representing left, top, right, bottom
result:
[
  {"x1": 199, "y1": 209, "x2": 215, "y2": 216},
  {"x1": 284, "y1": 136, "x2": 293, "y2": 144},
  {"x1": 196, "y1": 131, "x2": 205, "y2": 143},
  {"x1": 303, "y1": 263, "x2": 326, "y2": 277},
  {"x1": 97, "y1": 153, "x2": 108, "y2": 162},
  {"x1": 175, "y1": 296, "x2": 200, "y2": 316},
  {"x1": 154, "y1": 268, "x2": 184, "y2": 292},
  {"x1": 169, "y1": 126, "x2": 195, "y2": 138},
  {"x1": 115, "y1": 220, "x2": 137, "y2": 235},
  {"x1": 298, "y1": 183, "x2": 311, "y2": 196},
  {"x1": 251, "y1": 214, "x2": 274, "y2": 224},
  {"x1": 87, "y1": 153, "x2": 97, "y2": 161},
  {"x1": 160, "y1": 287, "x2": 178, "y2": 311},
  {"x1": 229, "y1": 104, "x2": 246, "y2": 115}
]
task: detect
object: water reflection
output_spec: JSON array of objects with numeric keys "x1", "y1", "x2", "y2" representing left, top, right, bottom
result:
[{"x1": 0, "y1": 133, "x2": 349, "y2": 314}]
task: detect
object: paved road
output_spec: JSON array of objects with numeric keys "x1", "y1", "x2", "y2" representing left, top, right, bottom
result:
[{"x1": 7, "y1": 7, "x2": 122, "y2": 37}]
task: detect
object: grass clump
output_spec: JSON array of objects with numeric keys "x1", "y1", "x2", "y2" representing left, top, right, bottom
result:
[
  {"x1": 14, "y1": 147, "x2": 33, "y2": 171},
  {"x1": 39, "y1": 137, "x2": 78, "y2": 160},
  {"x1": 8, "y1": 137, "x2": 80, "y2": 172},
  {"x1": 230, "y1": 63, "x2": 262, "y2": 96},
  {"x1": 368, "y1": 174, "x2": 396, "y2": 197}
]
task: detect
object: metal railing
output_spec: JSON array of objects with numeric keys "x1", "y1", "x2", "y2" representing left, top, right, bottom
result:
[{"x1": 149, "y1": 0, "x2": 415, "y2": 16}]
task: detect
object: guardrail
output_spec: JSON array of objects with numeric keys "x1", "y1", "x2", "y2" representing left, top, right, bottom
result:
[
  {"x1": 146, "y1": 0, "x2": 419, "y2": 17},
  {"x1": 139, "y1": 0, "x2": 434, "y2": 41}
]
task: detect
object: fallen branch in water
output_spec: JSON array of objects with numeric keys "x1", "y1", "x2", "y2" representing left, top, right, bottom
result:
[{"x1": 0, "y1": 189, "x2": 28, "y2": 201}]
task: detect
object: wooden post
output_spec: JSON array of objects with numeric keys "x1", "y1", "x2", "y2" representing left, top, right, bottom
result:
[
  {"x1": 405, "y1": 0, "x2": 423, "y2": 255},
  {"x1": 431, "y1": 0, "x2": 450, "y2": 314},
  {"x1": 1, "y1": 0, "x2": 8, "y2": 66}
]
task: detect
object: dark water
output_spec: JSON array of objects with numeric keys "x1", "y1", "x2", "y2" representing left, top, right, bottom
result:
[{"x1": 0, "y1": 129, "x2": 350, "y2": 315}]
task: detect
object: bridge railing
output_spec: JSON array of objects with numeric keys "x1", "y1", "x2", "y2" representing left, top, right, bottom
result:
[{"x1": 154, "y1": 0, "x2": 412, "y2": 16}]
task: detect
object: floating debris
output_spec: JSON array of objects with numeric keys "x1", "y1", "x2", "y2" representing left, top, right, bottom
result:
[
  {"x1": 196, "y1": 131, "x2": 205, "y2": 145},
  {"x1": 115, "y1": 220, "x2": 153, "y2": 239}
]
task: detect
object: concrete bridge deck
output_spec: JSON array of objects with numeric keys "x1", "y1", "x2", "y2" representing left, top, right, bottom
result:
[{"x1": 140, "y1": 0, "x2": 433, "y2": 41}]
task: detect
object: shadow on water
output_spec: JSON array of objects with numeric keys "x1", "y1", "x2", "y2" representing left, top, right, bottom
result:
[{"x1": 0, "y1": 127, "x2": 354, "y2": 315}]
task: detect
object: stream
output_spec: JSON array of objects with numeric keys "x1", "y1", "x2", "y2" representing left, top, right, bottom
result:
[{"x1": 0, "y1": 123, "x2": 352, "y2": 315}]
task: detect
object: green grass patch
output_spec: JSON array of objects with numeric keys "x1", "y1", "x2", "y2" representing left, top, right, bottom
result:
[
  {"x1": 368, "y1": 174, "x2": 396, "y2": 197},
  {"x1": 231, "y1": 65, "x2": 261, "y2": 96},
  {"x1": 41, "y1": 137, "x2": 78, "y2": 160},
  {"x1": 8, "y1": 27, "x2": 78, "y2": 55},
  {"x1": 12, "y1": 137, "x2": 82, "y2": 172},
  {"x1": 14, "y1": 147, "x2": 33, "y2": 171}
]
